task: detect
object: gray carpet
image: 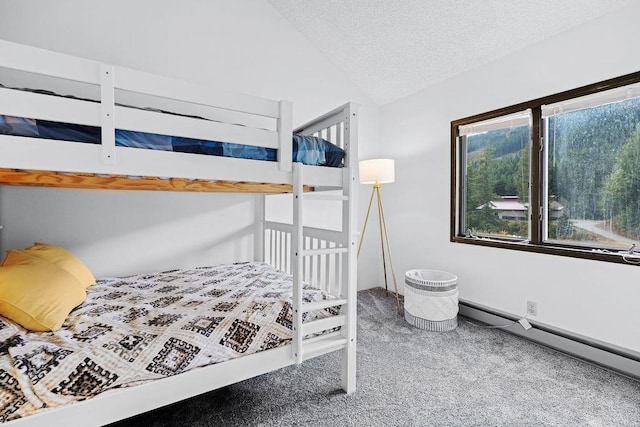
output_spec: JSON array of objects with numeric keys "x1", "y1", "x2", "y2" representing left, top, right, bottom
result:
[{"x1": 111, "y1": 288, "x2": 640, "y2": 426}]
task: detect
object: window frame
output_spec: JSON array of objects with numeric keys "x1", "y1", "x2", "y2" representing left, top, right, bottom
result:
[{"x1": 450, "y1": 71, "x2": 640, "y2": 266}]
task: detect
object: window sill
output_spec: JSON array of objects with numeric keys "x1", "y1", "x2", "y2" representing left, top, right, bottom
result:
[{"x1": 451, "y1": 235, "x2": 640, "y2": 266}]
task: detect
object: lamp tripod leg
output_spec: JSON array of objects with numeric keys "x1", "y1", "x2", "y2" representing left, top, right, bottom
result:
[
  {"x1": 376, "y1": 186, "x2": 389, "y2": 295},
  {"x1": 377, "y1": 186, "x2": 401, "y2": 312},
  {"x1": 357, "y1": 186, "x2": 377, "y2": 258}
]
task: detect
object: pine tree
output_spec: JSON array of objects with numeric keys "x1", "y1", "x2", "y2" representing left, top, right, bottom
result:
[{"x1": 601, "y1": 127, "x2": 640, "y2": 239}]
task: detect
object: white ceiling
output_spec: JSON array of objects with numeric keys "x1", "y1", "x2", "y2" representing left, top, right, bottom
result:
[{"x1": 268, "y1": 0, "x2": 638, "y2": 105}]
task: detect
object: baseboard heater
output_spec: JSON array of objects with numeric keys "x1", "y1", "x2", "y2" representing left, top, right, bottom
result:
[{"x1": 458, "y1": 299, "x2": 640, "y2": 382}]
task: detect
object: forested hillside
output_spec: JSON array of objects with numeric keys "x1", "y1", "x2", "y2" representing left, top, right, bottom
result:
[{"x1": 465, "y1": 97, "x2": 640, "y2": 243}]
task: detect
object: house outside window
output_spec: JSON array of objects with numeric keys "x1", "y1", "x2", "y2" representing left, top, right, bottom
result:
[
  {"x1": 458, "y1": 111, "x2": 531, "y2": 242},
  {"x1": 451, "y1": 72, "x2": 640, "y2": 265}
]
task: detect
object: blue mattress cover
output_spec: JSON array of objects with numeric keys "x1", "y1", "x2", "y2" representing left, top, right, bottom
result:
[{"x1": 0, "y1": 114, "x2": 345, "y2": 167}]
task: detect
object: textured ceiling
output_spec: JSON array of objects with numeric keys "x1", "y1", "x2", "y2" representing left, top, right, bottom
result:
[{"x1": 268, "y1": 0, "x2": 638, "y2": 105}]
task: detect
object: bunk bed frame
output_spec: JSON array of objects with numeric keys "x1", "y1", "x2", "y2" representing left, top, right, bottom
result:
[{"x1": 0, "y1": 40, "x2": 358, "y2": 426}]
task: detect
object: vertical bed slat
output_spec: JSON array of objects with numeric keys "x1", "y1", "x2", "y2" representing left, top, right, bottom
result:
[
  {"x1": 278, "y1": 230, "x2": 283, "y2": 271},
  {"x1": 283, "y1": 230, "x2": 287, "y2": 272},
  {"x1": 309, "y1": 238, "x2": 315, "y2": 287},
  {"x1": 325, "y1": 242, "x2": 332, "y2": 294},
  {"x1": 322, "y1": 240, "x2": 328, "y2": 291},
  {"x1": 337, "y1": 251, "x2": 342, "y2": 296},
  {"x1": 281, "y1": 230, "x2": 285, "y2": 271},
  {"x1": 273, "y1": 229, "x2": 278, "y2": 267},
  {"x1": 256, "y1": 195, "x2": 265, "y2": 263},
  {"x1": 100, "y1": 64, "x2": 116, "y2": 165},
  {"x1": 270, "y1": 229, "x2": 276, "y2": 267},
  {"x1": 313, "y1": 238, "x2": 319, "y2": 288}
]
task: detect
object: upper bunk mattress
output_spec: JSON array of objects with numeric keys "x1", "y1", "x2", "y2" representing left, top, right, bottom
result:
[
  {"x1": 0, "y1": 115, "x2": 345, "y2": 167},
  {"x1": 0, "y1": 262, "x2": 339, "y2": 422}
]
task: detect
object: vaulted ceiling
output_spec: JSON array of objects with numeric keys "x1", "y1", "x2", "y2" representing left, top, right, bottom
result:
[{"x1": 268, "y1": 0, "x2": 638, "y2": 105}]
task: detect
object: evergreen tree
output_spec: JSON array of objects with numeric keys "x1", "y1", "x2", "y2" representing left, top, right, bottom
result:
[
  {"x1": 549, "y1": 98, "x2": 640, "y2": 221},
  {"x1": 466, "y1": 145, "x2": 499, "y2": 232},
  {"x1": 555, "y1": 209, "x2": 573, "y2": 239},
  {"x1": 514, "y1": 150, "x2": 529, "y2": 203},
  {"x1": 601, "y1": 128, "x2": 640, "y2": 238}
]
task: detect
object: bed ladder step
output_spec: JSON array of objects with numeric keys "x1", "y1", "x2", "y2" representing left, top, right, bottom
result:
[
  {"x1": 301, "y1": 247, "x2": 348, "y2": 257},
  {"x1": 301, "y1": 336, "x2": 348, "y2": 361},
  {"x1": 303, "y1": 193, "x2": 349, "y2": 201},
  {"x1": 301, "y1": 314, "x2": 345, "y2": 336},
  {"x1": 302, "y1": 298, "x2": 348, "y2": 312}
]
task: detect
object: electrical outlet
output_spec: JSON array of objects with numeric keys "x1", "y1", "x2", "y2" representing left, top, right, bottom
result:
[{"x1": 526, "y1": 300, "x2": 538, "y2": 317}]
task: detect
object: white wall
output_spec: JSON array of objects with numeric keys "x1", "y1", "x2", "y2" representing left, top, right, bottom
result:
[
  {"x1": 1, "y1": 187, "x2": 257, "y2": 277},
  {"x1": 0, "y1": 0, "x2": 378, "y2": 278},
  {"x1": 375, "y1": 3, "x2": 640, "y2": 352}
]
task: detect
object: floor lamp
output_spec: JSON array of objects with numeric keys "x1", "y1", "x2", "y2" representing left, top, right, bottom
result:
[{"x1": 358, "y1": 158, "x2": 401, "y2": 311}]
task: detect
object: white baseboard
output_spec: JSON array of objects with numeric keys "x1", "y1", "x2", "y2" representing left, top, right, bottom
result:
[{"x1": 458, "y1": 299, "x2": 640, "y2": 382}]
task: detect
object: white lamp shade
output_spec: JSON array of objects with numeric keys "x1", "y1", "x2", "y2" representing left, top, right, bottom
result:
[{"x1": 359, "y1": 158, "x2": 395, "y2": 184}]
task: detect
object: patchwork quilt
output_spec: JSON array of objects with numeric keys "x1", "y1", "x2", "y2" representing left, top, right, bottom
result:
[{"x1": 0, "y1": 262, "x2": 338, "y2": 422}]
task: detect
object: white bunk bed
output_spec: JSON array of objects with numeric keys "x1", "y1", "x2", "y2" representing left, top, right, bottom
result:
[{"x1": 0, "y1": 40, "x2": 358, "y2": 426}]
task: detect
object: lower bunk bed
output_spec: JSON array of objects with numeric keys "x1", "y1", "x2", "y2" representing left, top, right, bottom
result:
[{"x1": 1, "y1": 260, "x2": 347, "y2": 425}]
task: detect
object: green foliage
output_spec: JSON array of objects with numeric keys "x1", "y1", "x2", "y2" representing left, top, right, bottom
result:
[
  {"x1": 514, "y1": 150, "x2": 529, "y2": 203},
  {"x1": 601, "y1": 127, "x2": 640, "y2": 238},
  {"x1": 554, "y1": 210, "x2": 573, "y2": 239},
  {"x1": 463, "y1": 97, "x2": 640, "y2": 243},
  {"x1": 466, "y1": 127, "x2": 529, "y2": 237},
  {"x1": 466, "y1": 145, "x2": 499, "y2": 232},
  {"x1": 492, "y1": 154, "x2": 519, "y2": 195},
  {"x1": 549, "y1": 98, "x2": 640, "y2": 221},
  {"x1": 467, "y1": 126, "x2": 529, "y2": 157}
]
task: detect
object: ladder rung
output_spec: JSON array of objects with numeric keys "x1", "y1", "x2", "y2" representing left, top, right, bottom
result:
[
  {"x1": 301, "y1": 247, "x2": 348, "y2": 256},
  {"x1": 301, "y1": 314, "x2": 345, "y2": 336},
  {"x1": 303, "y1": 193, "x2": 349, "y2": 201},
  {"x1": 302, "y1": 330, "x2": 342, "y2": 345},
  {"x1": 302, "y1": 298, "x2": 348, "y2": 312},
  {"x1": 301, "y1": 337, "x2": 348, "y2": 360}
]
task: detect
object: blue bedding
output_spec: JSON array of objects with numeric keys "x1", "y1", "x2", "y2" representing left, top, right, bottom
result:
[{"x1": 0, "y1": 114, "x2": 345, "y2": 167}]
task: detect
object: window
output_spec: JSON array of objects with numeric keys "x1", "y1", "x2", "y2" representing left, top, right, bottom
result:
[
  {"x1": 451, "y1": 72, "x2": 640, "y2": 265},
  {"x1": 458, "y1": 111, "x2": 531, "y2": 242}
]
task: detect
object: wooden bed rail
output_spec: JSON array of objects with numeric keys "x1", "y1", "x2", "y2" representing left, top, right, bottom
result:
[{"x1": 0, "y1": 168, "x2": 314, "y2": 193}]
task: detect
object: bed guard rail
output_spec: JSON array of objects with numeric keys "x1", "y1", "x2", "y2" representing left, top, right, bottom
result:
[
  {"x1": 264, "y1": 220, "x2": 350, "y2": 362},
  {"x1": 263, "y1": 221, "x2": 347, "y2": 297},
  {"x1": 0, "y1": 39, "x2": 295, "y2": 175}
]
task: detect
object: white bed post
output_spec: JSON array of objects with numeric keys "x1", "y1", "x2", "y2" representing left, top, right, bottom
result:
[
  {"x1": 341, "y1": 103, "x2": 359, "y2": 393},
  {"x1": 255, "y1": 194, "x2": 266, "y2": 263},
  {"x1": 278, "y1": 100, "x2": 293, "y2": 172},
  {"x1": 291, "y1": 163, "x2": 304, "y2": 364}
]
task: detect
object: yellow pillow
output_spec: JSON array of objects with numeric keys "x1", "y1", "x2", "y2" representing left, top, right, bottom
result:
[
  {"x1": 0, "y1": 258, "x2": 86, "y2": 331},
  {"x1": 10, "y1": 243, "x2": 96, "y2": 288}
]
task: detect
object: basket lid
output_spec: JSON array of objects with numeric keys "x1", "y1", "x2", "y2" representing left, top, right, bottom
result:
[{"x1": 405, "y1": 269, "x2": 457, "y2": 287}]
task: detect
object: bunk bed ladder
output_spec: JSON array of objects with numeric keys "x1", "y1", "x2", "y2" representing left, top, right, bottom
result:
[
  {"x1": 291, "y1": 103, "x2": 358, "y2": 393},
  {"x1": 292, "y1": 163, "x2": 350, "y2": 366},
  {"x1": 266, "y1": 103, "x2": 358, "y2": 391}
]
